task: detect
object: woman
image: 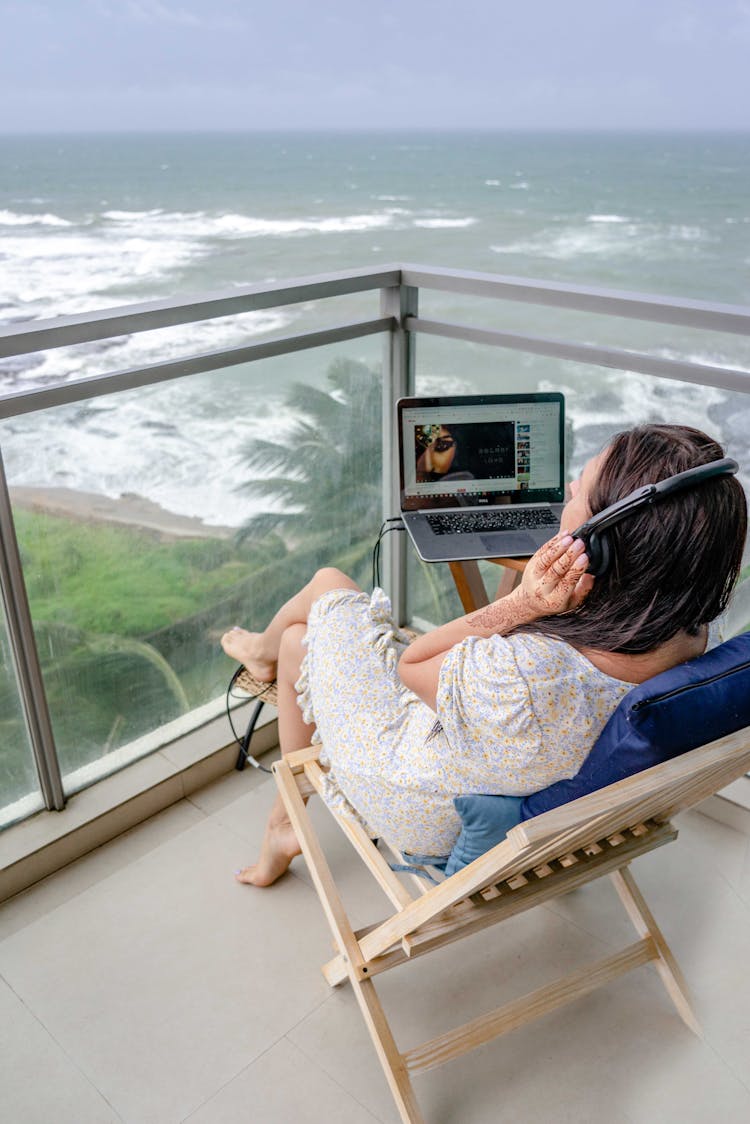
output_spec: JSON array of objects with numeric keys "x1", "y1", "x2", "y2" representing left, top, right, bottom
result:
[
  {"x1": 223, "y1": 424, "x2": 747, "y2": 886},
  {"x1": 415, "y1": 424, "x2": 473, "y2": 482}
]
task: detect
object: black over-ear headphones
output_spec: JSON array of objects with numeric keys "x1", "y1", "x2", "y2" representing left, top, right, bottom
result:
[{"x1": 572, "y1": 456, "x2": 739, "y2": 577}]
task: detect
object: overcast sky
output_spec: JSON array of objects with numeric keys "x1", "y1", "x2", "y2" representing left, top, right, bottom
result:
[{"x1": 2, "y1": 0, "x2": 750, "y2": 132}]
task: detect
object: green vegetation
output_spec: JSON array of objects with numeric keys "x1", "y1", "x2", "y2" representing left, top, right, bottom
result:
[
  {"x1": 2, "y1": 514, "x2": 282, "y2": 799},
  {"x1": 15, "y1": 511, "x2": 280, "y2": 637},
  {"x1": 235, "y1": 355, "x2": 461, "y2": 622},
  {"x1": 236, "y1": 356, "x2": 385, "y2": 584},
  {"x1": 1, "y1": 358, "x2": 402, "y2": 807}
]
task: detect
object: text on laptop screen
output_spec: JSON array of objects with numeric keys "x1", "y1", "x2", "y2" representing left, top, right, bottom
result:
[{"x1": 400, "y1": 397, "x2": 563, "y2": 508}]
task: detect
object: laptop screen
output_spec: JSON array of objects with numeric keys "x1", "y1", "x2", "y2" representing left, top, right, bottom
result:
[{"x1": 398, "y1": 392, "x2": 565, "y2": 511}]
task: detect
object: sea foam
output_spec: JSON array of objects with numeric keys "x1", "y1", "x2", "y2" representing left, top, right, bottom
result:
[
  {"x1": 0, "y1": 209, "x2": 72, "y2": 227},
  {"x1": 413, "y1": 217, "x2": 476, "y2": 229},
  {"x1": 490, "y1": 220, "x2": 711, "y2": 261},
  {"x1": 586, "y1": 214, "x2": 630, "y2": 223},
  {"x1": 103, "y1": 208, "x2": 406, "y2": 238},
  {"x1": 0, "y1": 230, "x2": 200, "y2": 317},
  {"x1": 2, "y1": 142, "x2": 742, "y2": 527},
  {"x1": 1, "y1": 299, "x2": 304, "y2": 527}
]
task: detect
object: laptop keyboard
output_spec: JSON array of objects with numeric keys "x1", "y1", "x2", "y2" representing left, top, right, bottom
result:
[{"x1": 426, "y1": 508, "x2": 558, "y2": 536}]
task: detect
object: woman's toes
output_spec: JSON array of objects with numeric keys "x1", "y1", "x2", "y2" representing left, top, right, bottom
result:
[
  {"x1": 234, "y1": 867, "x2": 259, "y2": 885},
  {"x1": 219, "y1": 629, "x2": 276, "y2": 681}
]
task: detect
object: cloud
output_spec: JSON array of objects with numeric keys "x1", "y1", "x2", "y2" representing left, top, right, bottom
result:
[
  {"x1": 0, "y1": 1, "x2": 53, "y2": 19},
  {"x1": 2, "y1": 0, "x2": 748, "y2": 130},
  {"x1": 655, "y1": 2, "x2": 750, "y2": 46},
  {"x1": 734, "y1": 1, "x2": 750, "y2": 40},
  {"x1": 125, "y1": 1, "x2": 199, "y2": 25},
  {"x1": 93, "y1": 0, "x2": 246, "y2": 31},
  {"x1": 656, "y1": 10, "x2": 703, "y2": 45}
]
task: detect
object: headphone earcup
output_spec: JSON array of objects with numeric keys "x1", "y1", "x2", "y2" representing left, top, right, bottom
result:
[{"x1": 585, "y1": 531, "x2": 611, "y2": 577}]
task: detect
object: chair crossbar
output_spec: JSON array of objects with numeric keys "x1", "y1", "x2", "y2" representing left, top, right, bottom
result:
[{"x1": 402, "y1": 937, "x2": 657, "y2": 1074}]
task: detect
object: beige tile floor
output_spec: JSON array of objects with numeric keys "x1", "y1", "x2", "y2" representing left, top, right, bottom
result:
[{"x1": 1, "y1": 767, "x2": 749, "y2": 1124}]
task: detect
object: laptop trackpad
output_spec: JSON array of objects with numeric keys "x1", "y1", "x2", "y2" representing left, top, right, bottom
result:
[{"x1": 480, "y1": 532, "x2": 538, "y2": 555}]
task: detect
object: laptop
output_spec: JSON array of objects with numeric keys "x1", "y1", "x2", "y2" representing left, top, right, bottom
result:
[{"x1": 397, "y1": 392, "x2": 566, "y2": 563}]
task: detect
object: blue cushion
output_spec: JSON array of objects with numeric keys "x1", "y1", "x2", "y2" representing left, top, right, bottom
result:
[
  {"x1": 521, "y1": 632, "x2": 750, "y2": 821},
  {"x1": 444, "y1": 633, "x2": 750, "y2": 875},
  {"x1": 444, "y1": 795, "x2": 524, "y2": 877}
]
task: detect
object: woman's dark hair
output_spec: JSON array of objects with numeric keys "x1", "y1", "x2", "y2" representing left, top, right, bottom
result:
[{"x1": 517, "y1": 424, "x2": 747, "y2": 654}]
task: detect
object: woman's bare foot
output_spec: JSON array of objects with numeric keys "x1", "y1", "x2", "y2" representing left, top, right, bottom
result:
[
  {"x1": 235, "y1": 818, "x2": 301, "y2": 887},
  {"x1": 220, "y1": 626, "x2": 277, "y2": 682}
]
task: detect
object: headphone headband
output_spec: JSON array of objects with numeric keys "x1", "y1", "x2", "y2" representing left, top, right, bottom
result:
[{"x1": 572, "y1": 456, "x2": 739, "y2": 577}]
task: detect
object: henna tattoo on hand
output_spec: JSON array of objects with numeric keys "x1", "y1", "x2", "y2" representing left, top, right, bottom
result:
[
  {"x1": 465, "y1": 535, "x2": 593, "y2": 636},
  {"x1": 467, "y1": 590, "x2": 535, "y2": 634}
]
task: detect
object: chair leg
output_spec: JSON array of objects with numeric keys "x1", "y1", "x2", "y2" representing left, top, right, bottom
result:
[
  {"x1": 352, "y1": 977, "x2": 426, "y2": 1124},
  {"x1": 610, "y1": 866, "x2": 702, "y2": 1036},
  {"x1": 273, "y1": 758, "x2": 425, "y2": 1122}
]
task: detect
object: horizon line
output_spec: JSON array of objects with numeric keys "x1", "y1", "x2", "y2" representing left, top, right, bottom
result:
[{"x1": 2, "y1": 125, "x2": 750, "y2": 138}]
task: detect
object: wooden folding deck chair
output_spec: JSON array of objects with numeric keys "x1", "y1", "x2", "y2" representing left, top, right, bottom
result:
[{"x1": 273, "y1": 727, "x2": 750, "y2": 1124}]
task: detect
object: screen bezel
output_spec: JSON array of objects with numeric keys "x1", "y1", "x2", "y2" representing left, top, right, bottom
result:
[{"x1": 397, "y1": 391, "x2": 566, "y2": 511}]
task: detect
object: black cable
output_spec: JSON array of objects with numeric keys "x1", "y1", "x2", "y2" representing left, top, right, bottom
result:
[
  {"x1": 371, "y1": 518, "x2": 405, "y2": 589},
  {"x1": 373, "y1": 519, "x2": 398, "y2": 588},
  {"x1": 374, "y1": 523, "x2": 405, "y2": 588},
  {"x1": 225, "y1": 666, "x2": 273, "y2": 773}
]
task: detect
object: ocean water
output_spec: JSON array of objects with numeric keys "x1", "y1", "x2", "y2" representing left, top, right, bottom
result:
[{"x1": 1, "y1": 131, "x2": 749, "y2": 524}]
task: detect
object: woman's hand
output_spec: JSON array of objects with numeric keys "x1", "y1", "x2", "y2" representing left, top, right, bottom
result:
[
  {"x1": 416, "y1": 444, "x2": 433, "y2": 474},
  {"x1": 398, "y1": 533, "x2": 593, "y2": 710},
  {"x1": 513, "y1": 533, "x2": 594, "y2": 620}
]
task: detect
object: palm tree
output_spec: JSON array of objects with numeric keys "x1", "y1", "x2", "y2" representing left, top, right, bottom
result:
[
  {"x1": 235, "y1": 357, "x2": 384, "y2": 585},
  {"x1": 234, "y1": 356, "x2": 474, "y2": 622}
]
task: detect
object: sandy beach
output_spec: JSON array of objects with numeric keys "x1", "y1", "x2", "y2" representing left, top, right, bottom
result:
[{"x1": 10, "y1": 486, "x2": 235, "y2": 540}]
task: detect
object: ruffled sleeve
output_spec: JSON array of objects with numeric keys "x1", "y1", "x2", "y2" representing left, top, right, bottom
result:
[{"x1": 435, "y1": 635, "x2": 546, "y2": 793}]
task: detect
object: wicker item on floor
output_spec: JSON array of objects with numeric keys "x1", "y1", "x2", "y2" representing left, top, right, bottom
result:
[{"x1": 233, "y1": 669, "x2": 279, "y2": 707}]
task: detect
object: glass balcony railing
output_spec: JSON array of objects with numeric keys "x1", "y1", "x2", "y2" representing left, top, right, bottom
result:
[{"x1": 1, "y1": 264, "x2": 749, "y2": 828}]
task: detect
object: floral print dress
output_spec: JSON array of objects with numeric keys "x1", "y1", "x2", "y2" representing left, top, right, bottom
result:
[{"x1": 295, "y1": 587, "x2": 634, "y2": 857}]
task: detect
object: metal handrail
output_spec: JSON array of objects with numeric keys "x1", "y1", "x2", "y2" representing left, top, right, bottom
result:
[
  {"x1": 5, "y1": 264, "x2": 750, "y2": 362},
  {"x1": 407, "y1": 316, "x2": 750, "y2": 395},
  {"x1": 0, "y1": 265, "x2": 402, "y2": 358},
  {"x1": 400, "y1": 264, "x2": 750, "y2": 335},
  {"x1": 0, "y1": 317, "x2": 393, "y2": 420},
  {"x1": 1, "y1": 262, "x2": 749, "y2": 822}
]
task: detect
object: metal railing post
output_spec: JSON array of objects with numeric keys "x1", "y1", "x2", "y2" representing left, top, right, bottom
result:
[
  {"x1": 380, "y1": 281, "x2": 418, "y2": 624},
  {"x1": 0, "y1": 448, "x2": 65, "y2": 810}
]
